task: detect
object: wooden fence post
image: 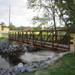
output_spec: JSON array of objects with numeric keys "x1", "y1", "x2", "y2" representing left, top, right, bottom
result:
[
  {"x1": 73, "y1": 35, "x2": 75, "y2": 52},
  {"x1": 70, "y1": 34, "x2": 75, "y2": 53}
]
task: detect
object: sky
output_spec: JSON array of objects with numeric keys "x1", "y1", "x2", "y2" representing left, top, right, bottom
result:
[
  {"x1": 0, "y1": 0, "x2": 38, "y2": 27},
  {"x1": 0, "y1": 0, "x2": 65, "y2": 28}
]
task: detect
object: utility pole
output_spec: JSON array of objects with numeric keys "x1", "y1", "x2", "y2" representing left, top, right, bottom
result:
[{"x1": 9, "y1": 5, "x2": 11, "y2": 32}]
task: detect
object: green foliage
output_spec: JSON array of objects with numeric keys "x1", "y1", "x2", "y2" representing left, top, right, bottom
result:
[
  {"x1": 55, "y1": 0, "x2": 75, "y2": 30},
  {"x1": 0, "y1": 22, "x2": 8, "y2": 30},
  {"x1": 27, "y1": 0, "x2": 58, "y2": 30},
  {"x1": 10, "y1": 23, "x2": 17, "y2": 30},
  {"x1": 0, "y1": 36, "x2": 4, "y2": 42}
]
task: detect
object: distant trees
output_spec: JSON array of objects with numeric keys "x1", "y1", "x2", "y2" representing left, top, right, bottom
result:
[
  {"x1": 10, "y1": 23, "x2": 17, "y2": 30},
  {"x1": 0, "y1": 22, "x2": 8, "y2": 30}
]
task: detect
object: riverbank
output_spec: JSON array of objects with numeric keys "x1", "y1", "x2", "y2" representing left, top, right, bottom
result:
[
  {"x1": 0, "y1": 36, "x2": 4, "y2": 42},
  {"x1": 17, "y1": 53, "x2": 75, "y2": 75}
]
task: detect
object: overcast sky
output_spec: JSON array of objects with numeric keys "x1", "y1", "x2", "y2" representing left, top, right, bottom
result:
[
  {"x1": 0, "y1": 0, "x2": 64, "y2": 28},
  {"x1": 0, "y1": 0, "x2": 38, "y2": 27}
]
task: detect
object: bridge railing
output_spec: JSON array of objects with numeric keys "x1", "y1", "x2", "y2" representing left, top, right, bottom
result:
[{"x1": 9, "y1": 30, "x2": 71, "y2": 52}]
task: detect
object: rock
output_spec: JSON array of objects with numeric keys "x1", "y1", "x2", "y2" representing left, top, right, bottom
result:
[
  {"x1": 27, "y1": 62, "x2": 33, "y2": 66},
  {"x1": 25, "y1": 69, "x2": 29, "y2": 72},
  {"x1": 22, "y1": 47, "x2": 27, "y2": 51},
  {"x1": 8, "y1": 68, "x2": 14, "y2": 74},
  {"x1": 26, "y1": 67, "x2": 36, "y2": 72},
  {"x1": 23, "y1": 64, "x2": 28, "y2": 68},
  {"x1": 45, "y1": 60, "x2": 51, "y2": 65},
  {"x1": 12, "y1": 73, "x2": 16, "y2": 75},
  {"x1": 27, "y1": 46, "x2": 37, "y2": 52},
  {"x1": 6, "y1": 73, "x2": 11, "y2": 75},
  {"x1": 18, "y1": 63, "x2": 23, "y2": 68},
  {"x1": 1, "y1": 69, "x2": 9, "y2": 75},
  {"x1": 40, "y1": 63, "x2": 47, "y2": 67},
  {"x1": 45, "y1": 57, "x2": 51, "y2": 61},
  {"x1": 37, "y1": 62, "x2": 41, "y2": 66},
  {"x1": 59, "y1": 52, "x2": 72, "y2": 57},
  {"x1": 58, "y1": 53, "x2": 64, "y2": 57},
  {"x1": 32, "y1": 63, "x2": 39, "y2": 68},
  {"x1": 0, "y1": 47, "x2": 3, "y2": 50},
  {"x1": 15, "y1": 67, "x2": 21, "y2": 73},
  {"x1": 51, "y1": 57, "x2": 59, "y2": 64},
  {"x1": 21, "y1": 68, "x2": 26, "y2": 73},
  {"x1": 39, "y1": 60, "x2": 44, "y2": 63}
]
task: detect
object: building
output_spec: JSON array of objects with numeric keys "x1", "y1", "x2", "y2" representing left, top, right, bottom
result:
[
  {"x1": 23, "y1": 28, "x2": 31, "y2": 31},
  {"x1": 3, "y1": 28, "x2": 9, "y2": 31},
  {"x1": 0, "y1": 26, "x2": 9, "y2": 31},
  {"x1": 0, "y1": 26, "x2": 1, "y2": 30}
]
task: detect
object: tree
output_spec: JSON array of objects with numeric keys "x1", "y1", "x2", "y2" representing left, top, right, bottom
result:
[
  {"x1": 55, "y1": 0, "x2": 75, "y2": 30},
  {"x1": 0, "y1": 22, "x2": 7, "y2": 30},
  {"x1": 10, "y1": 23, "x2": 16, "y2": 30},
  {"x1": 27, "y1": 0, "x2": 59, "y2": 30}
]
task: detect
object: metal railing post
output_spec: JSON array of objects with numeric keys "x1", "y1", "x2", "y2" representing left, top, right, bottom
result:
[
  {"x1": 40, "y1": 31, "x2": 42, "y2": 48},
  {"x1": 18, "y1": 32, "x2": 19, "y2": 41},
  {"x1": 22, "y1": 31, "x2": 23, "y2": 42},
  {"x1": 33, "y1": 31, "x2": 34, "y2": 46},
  {"x1": 15, "y1": 32, "x2": 16, "y2": 41},
  {"x1": 52, "y1": 31, "x2": 54, "y2": 51},
  {"x1": 26, "y1": 31, "x2": 28, "y2": 44}
]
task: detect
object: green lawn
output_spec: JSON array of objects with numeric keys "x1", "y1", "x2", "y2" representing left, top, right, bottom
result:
[
  {"x1": 0, "y1": 36, "x2": 4, "y2": 42},
  {"x1": 0, "y1": 31, "x2": 8, "y2": 33},
  {"x1": 17, "y1": 53, "x2": 75, "y2": 75},
  {"x1": 0, "y1": 36, "x2": 3, "y2": 39}
]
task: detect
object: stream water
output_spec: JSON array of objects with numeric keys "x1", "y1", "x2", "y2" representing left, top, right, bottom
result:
[
  {"x1": 0, "y1": 51, "x2": 26, "y2": 68},
  {"x1": 0, "y1": 50, "x2": 56, "y2": 69}
]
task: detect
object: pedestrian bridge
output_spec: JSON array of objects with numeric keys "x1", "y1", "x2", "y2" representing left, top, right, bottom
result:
[{"x1": 9, "y1": 30, "x2": 71, "y2": 53}]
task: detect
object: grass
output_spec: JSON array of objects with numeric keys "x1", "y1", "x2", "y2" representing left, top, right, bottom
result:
[
  {"x1": 0, "y1": 36, "x2": 4, "y2": 42},
  {"x1": 0, "y1": 36, "x2": 4, "y2": 39},
  {"x1": 0, "y1": 30, "x2": 8, "y2": 33},
  {"x1": 17, "y1": 53, "x2": 75, "y2": 75}
]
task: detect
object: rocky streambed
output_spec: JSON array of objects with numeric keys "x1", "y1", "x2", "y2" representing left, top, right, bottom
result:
[
  {"x1": 0, "y1": 42, "x2": 69, "y2": 75},
  {"x1": 0, "y1": 43, "x2": 38, "y2": 53}
]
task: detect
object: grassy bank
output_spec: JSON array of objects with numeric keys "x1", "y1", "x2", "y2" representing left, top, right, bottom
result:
[
  {"x1": 0, "y1": 36, "x2": 4, "y2": 39},
  {"x1": 0, "y1": 36, "x2": 4, "y2": 42},
  {"x1": 17, "y1": 53, "x2": 75, "y2": 75}
]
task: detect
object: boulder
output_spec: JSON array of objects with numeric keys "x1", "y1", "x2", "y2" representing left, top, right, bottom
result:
[
  {"x1": 21, "y1": 68, "x2": 26, "y2": 73},
  {"x1": 18, "y1": 63, "x2": 23, "y2": 68},
  {"x1": 12, "y1": 73, "x2": 16, "y2": 75},
  {"x1": 39, "y1": 60, "x2": 45, "y2": 63},
  {"x1": 15, "y1": 67, "x2": 21, "y2": 73},
  {"x1": 27, "y1": 62, "x2": 33, "y2": 66},
  {"x1": 32, "y1": 63, "x2": 39, "y2": 68},
  {"x1": 40, "y1": 63, "x2": 47, "y2": 67},
  {"x1": 45, "y1": 57, "x2": 51, "y2": 61},
  {"x1": 45, "y1": 60, "x2": 51, "y2": 65},
  {"x1": 8, "y1": 68, "x2": 14, "y2": 74}
]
